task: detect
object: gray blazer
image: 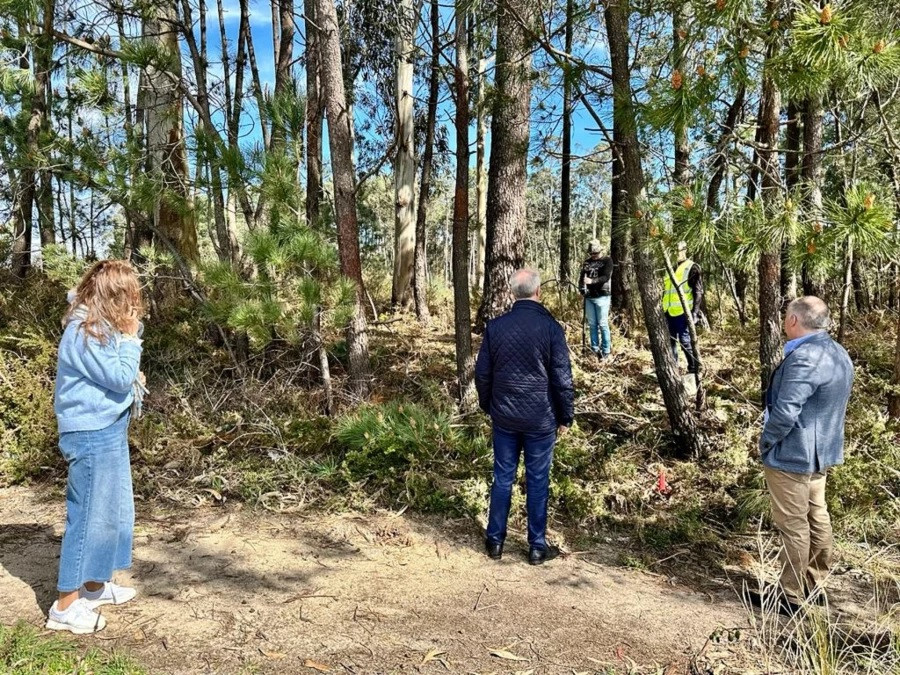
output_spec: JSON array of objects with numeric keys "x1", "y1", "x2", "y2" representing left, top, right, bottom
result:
[{"x1": 760, "y1": 331, "x2": 854, "y2": 475}]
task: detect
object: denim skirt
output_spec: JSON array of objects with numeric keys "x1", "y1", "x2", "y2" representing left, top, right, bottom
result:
[{"x1": 57, "y1": 412, "x2": 134, "y2": 592}]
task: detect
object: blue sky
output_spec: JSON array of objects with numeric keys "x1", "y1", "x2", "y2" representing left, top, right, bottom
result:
[{"x1": 192, "y1": 0, "x2": 613, "y2": 174}]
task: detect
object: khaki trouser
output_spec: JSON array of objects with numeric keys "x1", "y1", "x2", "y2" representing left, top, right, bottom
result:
[{"x1": 764, "y1": 466, "x2": 833, "y2": 604}]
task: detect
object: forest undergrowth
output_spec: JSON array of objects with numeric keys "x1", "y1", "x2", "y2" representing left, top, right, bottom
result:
[{"x1": 2, "y1": 270, "x2": 898, "y2": 577}]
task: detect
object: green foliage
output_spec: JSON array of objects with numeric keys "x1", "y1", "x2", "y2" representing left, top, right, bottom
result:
[
  {"x1": 823, "y1": 184, "x2": 897, "y2": 257},
  {"x1": 0, "y1": 332, "x2": 59, "y2": 484},
  {"x1": 203, "y1": 222, "x2": 352, "y2": 350},
  {"x1": 40, "y1": 243, "x2": 88, "y2": 288},
  {"x1": 776, "y1": 0, "x2": 900, "y2": 97},
  {"x1": 0, "y1": 621, "x2": 146, "y2": 674},
  {"x1": 336, "y1": 401, "x2": 455, "y2": 476}
]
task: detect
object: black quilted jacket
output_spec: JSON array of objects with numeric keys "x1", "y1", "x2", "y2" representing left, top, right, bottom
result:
[{"x1": 474, "y1": 300, "x2": 575, "y2": 434}]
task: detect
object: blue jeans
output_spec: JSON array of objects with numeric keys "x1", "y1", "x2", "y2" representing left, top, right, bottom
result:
[
  {"x1": 585, "y1": 296, "x2": 611, "y2": 354},
  {"x1": 665, "y1": 313, "x2": 697, "y2": 373},
  {"x1": 486, "y1": 424, "x2": 556, "y2": 550},
  {"x1": 57, "y1": 412, "x2": 134, "y2": 592}
]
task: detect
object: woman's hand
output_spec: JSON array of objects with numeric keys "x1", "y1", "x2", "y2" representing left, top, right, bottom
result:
[{"x1": 123, "y1": 313, "x2": 141, "y2": 336}]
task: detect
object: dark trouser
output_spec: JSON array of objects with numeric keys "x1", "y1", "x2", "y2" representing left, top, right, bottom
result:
[
  {"x1": 486, "y1": 424, "x2": 556, "y2": 550},
  {"x1": 665, "y1": 313, "x2": 697, "y2": 374}
]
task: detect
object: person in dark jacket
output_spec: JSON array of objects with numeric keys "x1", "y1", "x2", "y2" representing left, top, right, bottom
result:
[
  {"x1": 579, "y1": 239, "x2": 613, "y2": 359},
  {"x1": 475, "y1": 268, "x2": 575, "y2": 565},
  {"x1": 755, "y1": 296, "x2": 853, "y2": 615}
]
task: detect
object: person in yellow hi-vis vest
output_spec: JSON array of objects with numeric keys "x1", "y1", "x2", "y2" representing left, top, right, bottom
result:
[{"x1": 662, "y1": 241, "x2": 704, "y2": 374}]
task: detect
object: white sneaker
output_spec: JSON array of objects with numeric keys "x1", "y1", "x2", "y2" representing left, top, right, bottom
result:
[
  {"x1": 46, "y1": 598, "x2": 107, "y2": 634},
  {"x1": 80, "y1": 582, "x2": 137, "y2": 609}
]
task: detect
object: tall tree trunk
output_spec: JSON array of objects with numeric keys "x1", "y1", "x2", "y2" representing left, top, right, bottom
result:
[
  {"x1": 11, "y1": 19, "x2": 36, "y2": 278},
  {"x1": 757, "y1": 0, "x2": 784, "y2": 397},
  {"x1": 782, "y1": 100, "x2": 801, "y2": 298},
  {"x1": 242, "y1": 0, "x2": 270, "y2": 153},
  {"x1": 474, "y1": 41, "x2": 489, "y2": 290},
  {"x1": 706, "y1": 85, "x2": 748, "y2": 325},
  {"x1": 610, "y1": 109, "x2": 633, "y2": 327},
  {"x1": 118, "y1": 3, "x2": 138, "y2": 258},
  {"x1": 558, "y1": 0, "x2": 574, "y2": 285},
  {"x1": 476, "y1": 0, "x2": 534, "y2": 326},
  {"x1": 305, "y1": 0, "x2": 323, "y2": 228},
  {"x1": 838, "y1": 237, "x2": 853, "y2": 343},
  {"x1": 706, "y1": 85, "x2": 745, "y2": 210},
  {"x1": 180, "y1": 0, "x2": 239, "y2": 267},
  {"x1": 391, "y1": 0, "x2": 417, "y2": 310},
  {"x1": 35, "y1": 0, "x2": 55, "y2": 249},
  {"x1": 672, "y1": 2, "x2": 689, "y2": 185},
  {"x1": 453, "y1": 0, "x2": 476, "y2": 405},
  {"x1": 604, "y1": 0, "x2": 699, "y2": 456},
  {"x1": 413, "y1": 0, "x2": 440, "y2": 323},
  {"x1": 801, "y1": 93, "x2": 824, "y2": 298},
  {"x1": 10, "y1": 174, "x2": 34, "y2": 278},
  {"x1": 142, "y1": 1, "x2": 198, "y2": 264},
  {"x1": 851, "y1": 257, "x2": 869, "y2": 313},
  {"x1": 314, "y1": 0, "x2": 370, "y2": 396},
  {"x1": 272, "y1": 0, "x2": 294, "y2": 149}
]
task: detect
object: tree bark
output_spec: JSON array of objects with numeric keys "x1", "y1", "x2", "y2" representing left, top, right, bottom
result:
[
  {"x1": 305, "y1": 0, "x2": 323, "y2": 228},
  {"x1": 476, "y1": 0, "x2": 534, "y2": 326},
  {"x1": 142, "y1": 0, "x2": 199, "y2": 264},
  {"x1": 604, "y1": 0, "x2": 699, "y2": 456},
  {"x1": 757, "y1": 0, "x2": 784, "y2": 397},
  {"x1": 672, "y1": 2, "x2": 689, "y2": 185},
  {"x1": 558, "y1": 0, "x2": 574, "y2": 285},
  {"x1": 391, "y1": 0, "x2": 417, "y2": 310},
  {"x1": 453, "y1": 0, "x2": 476, "y2": 405},
  {"x1": 782, "y1": 100, "x2": 801, "y2": 298},
  {"x1": 474, "y1": 43, "x2": 489, "y2": 290},
  {"x1": 413, "y1": 0, "x2": 440, "y2": 323},
  {"x1": 706, "y1": 85, "x2": 745, "y2": 210},
  {"x1": 35, "y1": 0, "x2": 55, "y2": 249},
  {"x1": 315, "y1": 0, "x2": 370, "y2": 396},
  {"x1": 851, "y1": 257, "x2": 869, "y2": 313},
  {"x1": 609, "y1": 124, "x2": 632, "y2": 326},
  {"x1": 801, "y1": 93, "x2": 824, "y2": 297},
  {"x1": 180, "y1": 0, "x2": 239, "y2": 267},
  {"x1": 837, "y1": 237, "x2": 853, "y2": 344}
]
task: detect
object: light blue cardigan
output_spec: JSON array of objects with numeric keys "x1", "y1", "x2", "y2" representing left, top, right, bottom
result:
[{"x1": 54, "y1": 319, "x2": 143, "y2": 434}]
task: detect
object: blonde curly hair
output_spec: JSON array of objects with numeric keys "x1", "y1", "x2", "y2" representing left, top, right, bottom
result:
[{"x1": 64, "y1": 260, "x2": 144, "y2": 344}]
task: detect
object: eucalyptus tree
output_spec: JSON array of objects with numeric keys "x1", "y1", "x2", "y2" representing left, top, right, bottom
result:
[{"x1": 477, "y1": 0, "x2": 536, "y2": 325}]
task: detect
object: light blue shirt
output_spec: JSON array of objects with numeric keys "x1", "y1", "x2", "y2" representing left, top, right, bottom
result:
[
  {"x1": 54, "y1": 319, "x2": 143, "y2": 433},
  {"x1": 783, "y1": 331, "x2": 821, "y2": 356},
  {"x1": 762, "y1": 332, "x2": 823, "y2": 425}
]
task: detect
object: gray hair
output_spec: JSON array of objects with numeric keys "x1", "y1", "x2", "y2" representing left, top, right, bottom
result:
[
  {"x1": 787, "y1": 296, "x2": 831, "y2": 330},
  {"x1": 509, "y1": 268, "x2": 541, "y2": 299}
]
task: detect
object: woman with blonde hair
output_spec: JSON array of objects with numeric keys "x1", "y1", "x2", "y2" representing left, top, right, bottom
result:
[{"x1": 47, "y1": 260, "x2": 146, "y2": 634}]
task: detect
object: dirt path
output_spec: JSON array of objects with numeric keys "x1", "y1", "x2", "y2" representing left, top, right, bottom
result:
[{"x1": 1, "y1": 485, "x2": 748, "y2": 674}]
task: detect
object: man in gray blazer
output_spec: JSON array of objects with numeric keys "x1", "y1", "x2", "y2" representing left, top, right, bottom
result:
[{"x1": 760, "y1": 296, "x2": 853, "y2": 612}]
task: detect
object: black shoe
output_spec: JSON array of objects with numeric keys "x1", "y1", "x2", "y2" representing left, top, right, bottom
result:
[
  {"x1": 807, "y1": 588, "x2": 827, "y2": 606},
  {"x1": 485, "y1": 539, "x2": 503, "y2": 560},
  {"x1": 597, "y1": 351, "x2": 608, "y2": 362},
  {"x1": 528, "y1": 545, "x2": 560, "y2": 566},
  {"x1": 745, "y1": 588, "x2": 804, "y2": 616}
]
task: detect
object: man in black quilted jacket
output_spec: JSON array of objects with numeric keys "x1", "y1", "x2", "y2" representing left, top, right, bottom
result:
[{"x1": 475, "y1": 268, "x2": 575, "y2": 565}]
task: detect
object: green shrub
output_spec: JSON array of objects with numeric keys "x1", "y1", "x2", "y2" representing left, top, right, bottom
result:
[
  {"x1": 334, "y1": 401, "x2": 488, "y2": 512},
  {"x1": 0, "y1": 332, "x2": 60, "y2": 484},
  {"x1": 336, "y1": 401, "x2": 456, "y2": 478}
]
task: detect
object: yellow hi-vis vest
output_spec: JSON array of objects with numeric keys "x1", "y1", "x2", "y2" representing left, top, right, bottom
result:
[{"x1": 662, "y1": 259, "x2": 694, "y2": 317}]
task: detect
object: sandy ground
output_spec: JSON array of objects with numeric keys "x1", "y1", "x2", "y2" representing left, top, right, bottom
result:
[{"x1": 1, "y1": 484, "x2": 751, "y2": 674}]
